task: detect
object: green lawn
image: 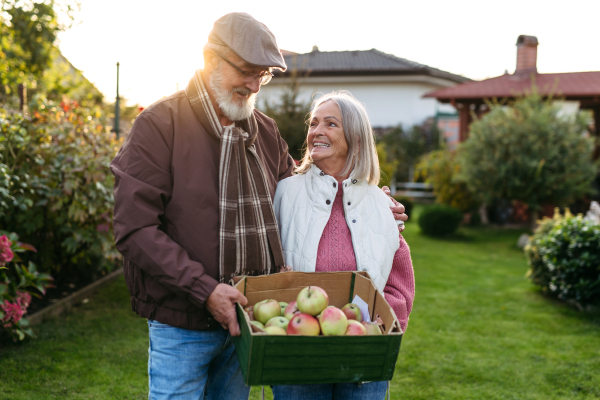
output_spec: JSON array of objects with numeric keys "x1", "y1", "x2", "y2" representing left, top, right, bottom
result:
[{"x1": 1, "y1": 221, "x2": 599, "y2": 399}]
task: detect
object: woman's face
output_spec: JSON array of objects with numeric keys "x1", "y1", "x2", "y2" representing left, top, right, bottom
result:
[{"x1": 307, "y1": 101, "x2": 349, "y2": 176}]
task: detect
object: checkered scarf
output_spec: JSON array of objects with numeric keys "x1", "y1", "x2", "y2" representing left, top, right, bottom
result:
[{"x1": 185, "y1": 70, "x2": 284, "y2": 283}]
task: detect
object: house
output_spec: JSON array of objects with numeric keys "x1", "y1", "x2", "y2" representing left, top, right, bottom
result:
[
  {"x1": 425, "y1": 36, "x2": 600, "y2": 143},
  {"x1": 259, "y1": 47, "x2": 470, "y2": 129}
]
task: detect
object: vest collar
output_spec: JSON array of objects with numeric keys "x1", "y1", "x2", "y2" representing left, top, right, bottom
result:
[{"x1": 307, "y1": 164, "x2": 368, "y2": 212}]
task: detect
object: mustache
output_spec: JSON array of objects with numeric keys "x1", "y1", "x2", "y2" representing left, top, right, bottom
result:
[{"x1": 232, "y1": 87, "x2": 253, "y2": 96}]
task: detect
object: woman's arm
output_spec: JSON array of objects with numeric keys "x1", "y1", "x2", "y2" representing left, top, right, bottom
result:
[{"x1": 383, "y1": 233, "x2": 415, "y2": 332}]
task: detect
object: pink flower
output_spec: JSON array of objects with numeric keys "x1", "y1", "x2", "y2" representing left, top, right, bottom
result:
[
  {"x1": 1, "y1": 300, "x2": 24, "y2": 326},
  {"x1": 15, "y1": 291, "x2": 31, "y2": 309},
  {"x1": 0, "y1": 235, "x2": 13, "y2": 265}
]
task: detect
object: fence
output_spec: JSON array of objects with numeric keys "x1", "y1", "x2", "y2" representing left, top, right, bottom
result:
[{"x1": 394, "y1": 182, "x2": 434, "y2": 199}]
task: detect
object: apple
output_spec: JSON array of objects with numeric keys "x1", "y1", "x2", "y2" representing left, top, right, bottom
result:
[
  {"x1": 318, "y1": 306, "x2": 348, "y2": 336},
  {"x1": 362, "y1": 321, "x2": 383, "y2": 335},
  {"x1": 341, "y1": 303, "x2": 362, "y2": 322},
  {"x1": 250, "y1": 320, "x2": 265, "y2": 330},
  {"x1": 254, "y1": 299, "x2": 282, "y2": 324},
  {"x1": 279, "y1": 302, "x2": 288, "y2": 315},
  {"x1": 345, "y1": 320, "x2": 367, "y2": 335},
  {"x1": 296, "y1": 286, "x2": 329, "y2": 316},
  {"x1": 287, "y1": 313, "x2": 321, "y2": 336},
  {"x1": 265, "y1": 316, "x2": 289, "y2": 331},
  {"x1": 264, "y1": 326, "x2": 287, "y2": 335},
  {"x1": 283, "y1": 301, "x2": 300, "y2": 320},
  {"x1": 245, "y1": 305, "x2": 254, "y2": 321}
]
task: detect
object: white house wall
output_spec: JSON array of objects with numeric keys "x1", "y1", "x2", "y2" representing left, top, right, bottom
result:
[{"x1": 258, "y1": 75, "x2": 457, "y2": 128}]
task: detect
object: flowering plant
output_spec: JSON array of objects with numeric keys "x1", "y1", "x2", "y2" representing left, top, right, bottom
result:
[
  {"x1": 525, "y1": 209, "x2": 600, "y2": 308},
  {"x1": 0, "y1": 231, "x2": 53, "y2": 341}
]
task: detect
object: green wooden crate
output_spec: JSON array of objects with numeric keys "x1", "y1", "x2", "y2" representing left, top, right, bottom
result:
[{"x1": 232, "y1": 271, "x2": 403, "y2": 386}]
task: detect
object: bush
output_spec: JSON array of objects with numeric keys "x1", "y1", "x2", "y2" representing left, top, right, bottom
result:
[
  {"x1": 0, "y1": 232, "x2": 53, "y2": 341},
  {"x1": 457, "y1": 94, "x2": 597, "y2": 212},
  {"x1": 0, "y1": 96, "x2": 122, "y2": 287},
  {"x1": 393, "y1": 196, "x2": 414, "y2": 220},
  {"x1": 525, "y1": 209, "x2": 600, "y2": 307},
  {"x1": 418, "y1": 205, "x2": 463, "y2": 237},
  {"x1": 416, "y1": 148, "x2": 478, "y2": 213}
]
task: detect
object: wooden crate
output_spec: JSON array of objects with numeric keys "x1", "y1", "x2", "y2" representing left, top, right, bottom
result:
[{"x1": 232, "y1": 271, "x2": 403, "y2": 385}]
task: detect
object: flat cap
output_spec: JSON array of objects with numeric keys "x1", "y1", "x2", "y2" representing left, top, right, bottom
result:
[{"x1": 208, "y1": 12, "x2": 287, "y2": 71}]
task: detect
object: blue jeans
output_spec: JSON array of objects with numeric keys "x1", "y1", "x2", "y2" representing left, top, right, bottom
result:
[
  {"x1": 147, "y1": 320, "x2": 250, "y2": 400},
  {"x1": 272, "y1": 381, "x2": 388, "y2": 400}
]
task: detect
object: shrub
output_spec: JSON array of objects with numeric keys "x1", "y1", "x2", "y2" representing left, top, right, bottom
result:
[
  {"x1": 0, "y1": 96, "x2": 122, "y2": 287},
  {"x1": 525, "y1": 209, "x2": 600, "y2": 307},
  {"x1": 418, "y1": 205, "x2": 463, "y2": 237},
  {"x1": 457, "y1": 94, "x2": 597, "y2": 212},
  {"x1": 416, "y1": 148, "x2": 478, "y2": 213},
  {"x1": 0, "y1": 232, "x2": 53, "y2": 341},
  {"x1": 393, "y1": 196, "x2": 414, "y2": 220}
]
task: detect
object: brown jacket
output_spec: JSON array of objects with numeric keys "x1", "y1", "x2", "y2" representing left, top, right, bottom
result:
[{"x1": 110, "y1": 91, "x2": 295, "y2": 330}]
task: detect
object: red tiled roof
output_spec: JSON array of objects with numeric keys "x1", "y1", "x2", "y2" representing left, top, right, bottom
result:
[{"x1": 425, "y1": 71, "x2": 600, "y2": 101}]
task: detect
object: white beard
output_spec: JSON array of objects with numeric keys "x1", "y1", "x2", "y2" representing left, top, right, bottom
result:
[{"x1": 210, "y1": 67, "x2": 256, "y2": 122}]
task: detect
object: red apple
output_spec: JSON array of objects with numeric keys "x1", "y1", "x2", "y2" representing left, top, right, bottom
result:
[
  {"x1": 341, "y1": 303, "x2": 363, "y2": 322},
  {"x1": 254, "y1": 299, "x2": 282, "y2": 324},
  {"x1": 318, "y1": 306, "x2": 348, "y2": 336},
  {"x1": 362, "y1": 321, "x2": 383, "y2": 335},
  {"x1": 345, "y1": 320, "x2": 367, "y2": 335},
  {"x1": 266, "y1": 316, "x2": 289, "y2": 331},
  {"x1": 283, "y1": 301, "x2": 300, "y2": 320},
  {"x1": 264, "y1": 326, "x2": 287, "y2": 335},
  {"x1": 296, "y1": 286, "x2": 329, "y2": 316},
  {"x1": 287, "y1": 313, "x2": 320, "y2": 336}
]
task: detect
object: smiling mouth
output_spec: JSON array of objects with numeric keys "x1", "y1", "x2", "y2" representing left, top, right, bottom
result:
[{"x1": 313, "y1": 143, "x2": 330, "y2": 148}]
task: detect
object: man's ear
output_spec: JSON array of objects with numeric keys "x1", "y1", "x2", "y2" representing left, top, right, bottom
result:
[{"x1": 203, "y1": 50, "x2": 219, "y2": 71}]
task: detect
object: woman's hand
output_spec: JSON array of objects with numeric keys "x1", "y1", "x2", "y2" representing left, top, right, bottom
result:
[
  {"x1": 279, "y1": 265, "x2": 293, "y2": 272},
  {"x1": 382, "y1": 186, "x2": 408, "y2": 232}
]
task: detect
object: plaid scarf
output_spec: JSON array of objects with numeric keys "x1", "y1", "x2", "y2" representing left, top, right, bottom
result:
[{"x1": 185, "y1": 69, "x2": 285, "y2": 283}]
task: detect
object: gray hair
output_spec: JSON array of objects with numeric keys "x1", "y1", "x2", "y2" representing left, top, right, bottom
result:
[
  {"x1": 203, "y1": 42, "x2": 232, "y2": 68},
  {"x1": 296, "y1": 91, "x2": 380, "y2": 185}
]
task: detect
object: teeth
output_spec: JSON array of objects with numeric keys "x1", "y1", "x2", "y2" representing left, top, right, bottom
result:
[{"x1": 314, "y1": 143, "x2": 330, "y2": 148}]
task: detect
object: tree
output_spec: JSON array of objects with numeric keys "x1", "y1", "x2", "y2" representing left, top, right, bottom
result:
[
  {"x1": 416, "y1": 148, "x2": 478, "y2": 212},
  {"x1": 0, "y1": 0, "x2": 79, "y2": 98},
  {"x1": 261, "y1": 70, "x2": 311, "y2": 161},
  {"x1": 457, "y1": 94, "x2": 598, "y2": 219},
  {"x1": 380, "y1": 119, "x2": 440, "y2": 182}
]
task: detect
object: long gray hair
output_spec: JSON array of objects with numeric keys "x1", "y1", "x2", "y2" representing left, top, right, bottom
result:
[{"x1": 296, "y1": 91, "x2": 380, "y2": 185}]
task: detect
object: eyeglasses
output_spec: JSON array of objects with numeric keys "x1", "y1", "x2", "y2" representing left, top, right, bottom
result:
[{"x1": 215, "y1": 52, "x2": 274, "y2": 85}]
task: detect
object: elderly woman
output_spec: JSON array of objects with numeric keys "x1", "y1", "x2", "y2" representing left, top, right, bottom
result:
[{"x1": 272, "y1": 91, "x2": 415, "y2": 400}]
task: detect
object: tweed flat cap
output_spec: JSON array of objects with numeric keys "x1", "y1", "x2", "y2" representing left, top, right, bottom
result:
[{"x1": 208, "y1": 12, "x2": 287, "y2": 71}]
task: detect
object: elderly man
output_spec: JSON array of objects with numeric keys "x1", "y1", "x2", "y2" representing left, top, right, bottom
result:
[{"x1": 110, "y1": 12, "x2": 406, "y2": 400}]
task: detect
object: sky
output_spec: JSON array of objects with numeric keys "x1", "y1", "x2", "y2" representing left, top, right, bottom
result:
[{"x1": 57, "y1": 0, "x2": 600, "y2": 107}]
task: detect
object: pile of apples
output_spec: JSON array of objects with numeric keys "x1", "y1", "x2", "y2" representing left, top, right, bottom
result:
[{"x1": 244, "y1": 286, "x2": 382, "y2": 336}]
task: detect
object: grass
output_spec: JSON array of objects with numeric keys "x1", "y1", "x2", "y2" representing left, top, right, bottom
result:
[{"x1": 1, "y1": 217, "x2": 600, "y2": 399}]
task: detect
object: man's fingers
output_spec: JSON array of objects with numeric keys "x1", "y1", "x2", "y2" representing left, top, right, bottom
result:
[
  {"x1": 227, "y1": 311, "x2": 241, "y2": 336},
  {"x1": 382, "y1": 186, "x2": 390, "y2": 195},
  {"x1": 233, "y1": 291, "x2": 248, "y2": 306}
]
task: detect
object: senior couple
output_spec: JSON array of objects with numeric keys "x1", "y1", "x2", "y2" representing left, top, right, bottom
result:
[{"x1": 110, "y1": 12, "x2": 415, "y2": 400}]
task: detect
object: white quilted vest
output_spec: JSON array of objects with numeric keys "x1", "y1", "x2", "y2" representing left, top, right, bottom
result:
[{"x1": 273, "y1": 165, "x2": 400, "y2": 293}]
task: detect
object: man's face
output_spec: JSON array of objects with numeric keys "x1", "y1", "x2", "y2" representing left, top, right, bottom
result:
[{"x1": 209, "y1": 51, "x2": 269, "y2": 122}]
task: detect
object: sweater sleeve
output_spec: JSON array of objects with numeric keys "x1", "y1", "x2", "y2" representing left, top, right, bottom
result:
[{"x1": 383, "y1": 233, "x2": 415, "y2": 332}]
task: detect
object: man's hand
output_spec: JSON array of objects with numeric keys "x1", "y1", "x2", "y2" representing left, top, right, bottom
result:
[
  {"x1": 382, "y1": 186, "x2": 408, "y2": 233},
  {"x1": 205, "y1": 283, "x2": 248, "y2": 336}
]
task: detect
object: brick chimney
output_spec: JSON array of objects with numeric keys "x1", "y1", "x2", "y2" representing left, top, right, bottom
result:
[{"x1": 515, "y1": 35, "x2": 538, "y2": 74}]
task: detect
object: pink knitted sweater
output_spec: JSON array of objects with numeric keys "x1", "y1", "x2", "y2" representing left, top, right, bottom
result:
[{"x1": 315, "y1": 184, "x2": 415, "y2": 332}]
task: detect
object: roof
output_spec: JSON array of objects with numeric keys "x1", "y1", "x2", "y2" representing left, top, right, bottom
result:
[
  {"x1": 425, "y1": 71, "x2": 600, "y2": 102},
  {"x1": 276, "y1": 48, "x2": 470, "y2": 84}
]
